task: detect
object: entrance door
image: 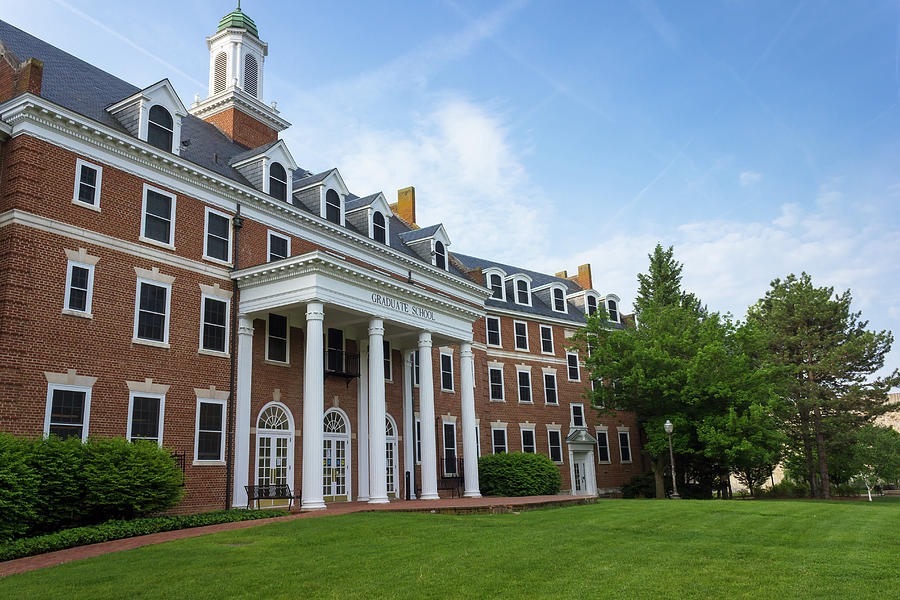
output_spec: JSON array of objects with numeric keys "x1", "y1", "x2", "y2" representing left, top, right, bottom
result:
[
  {"x1": 573, "y1": 459, "x2": 588, "y2": 495},
  {"x1": 323, "y1": 409, "x2": 350, "y2": 502},
  {"x1": 255, "y1": 404, "x2": 294, "y2": 508},
  {"x1": 386, "y1": 415, "x2": 398, "y2": 498}
]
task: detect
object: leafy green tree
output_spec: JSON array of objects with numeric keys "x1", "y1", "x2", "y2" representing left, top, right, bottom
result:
[
  {"x1": 748, "y1": 272, "x2": 899, "y2": 498},
  {"x1": 849, "y1": 425, "x2": 900, "y2": 501},
  {"x1": 634, "y1": 243, "x2": 702, "y2": 317}
]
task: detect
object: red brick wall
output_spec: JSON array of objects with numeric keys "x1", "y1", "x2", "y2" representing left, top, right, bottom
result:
[{"x1": 204, "y1": 107, "x2": 277, "y2": 149}]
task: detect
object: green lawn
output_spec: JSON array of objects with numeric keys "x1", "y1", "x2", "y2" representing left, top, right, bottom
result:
[{"x1": 1, "y1": 499, "x2": 898, "y2": 599}]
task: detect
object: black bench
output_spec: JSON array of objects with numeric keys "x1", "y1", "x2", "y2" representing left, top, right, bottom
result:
[{"x1": 245, "y1": 484, "x2": 298, "y2": 509}]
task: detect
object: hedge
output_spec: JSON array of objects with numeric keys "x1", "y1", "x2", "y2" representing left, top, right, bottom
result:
[
  {"x1": 0, "y1": 509, "x2": 289, "y2": 562},
  {"x1": 478, "y1": 452, "x2": 561, "y2": 497}
]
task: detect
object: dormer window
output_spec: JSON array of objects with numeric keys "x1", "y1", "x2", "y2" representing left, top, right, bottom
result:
[
  {"x1": 325, "y1": 189, "x2": 341, "y2": 224},
  {"x1": 586, "y1": 295, "x2": 598, "y2": 316},
  {"x1": 515, "y1": 279, "x2": 530, "y2": 305},
  {"x1": 269, "y1": 162, "x2": 287, "y2": 201},
  {"x1": 552, "y1": 288, "x2": 566, "y2": 313},
  {"x1": 488, "y1": 273, "x2": 504, "y2": 299},
  {"x1": 147, "y1": 106, "x2": 174, "y2": 152},
  {"x1": 373, "y1": 211, "x2": 386, "y2": 244},
  {"x1": 607, "y1": 299, "x2": 619, "y2": 322},
  {"x1": 434, "y1": 241, "x2": 447, "y2": 270}
]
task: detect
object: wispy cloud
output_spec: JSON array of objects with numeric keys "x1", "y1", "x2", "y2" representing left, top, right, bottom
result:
[
  {"x1": 633, "y1": 0, "x2": 680, "y2": 49},
  {"x1": 739, "y1": 170, "x2": 762, "y2": 186}
]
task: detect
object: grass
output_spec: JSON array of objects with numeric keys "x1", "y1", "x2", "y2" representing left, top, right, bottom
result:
[{"x1": 1, "y1": 499, "x2": 898, "y2": 599}]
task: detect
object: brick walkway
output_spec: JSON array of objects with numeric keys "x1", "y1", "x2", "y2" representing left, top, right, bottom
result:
[{"x1": 0, "y1": 494, "x2": 595, "y2": 577}]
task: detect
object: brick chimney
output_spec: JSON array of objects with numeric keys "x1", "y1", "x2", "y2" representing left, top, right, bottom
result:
[
  {"x1": 391, "y1": 186, "x2": 417, "y2": 227},
  {"x1": 0, "y1": 39, "x2": 43, "y2": 103},
  {"x1": 558, "y1": 264, "x2": 593, "y2": 290}
]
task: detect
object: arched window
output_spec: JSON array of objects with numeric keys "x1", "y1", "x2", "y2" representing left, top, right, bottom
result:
[
  {"x1": 373, "y1": 211, "x2": 386, "y2": 243},
  {"x1": 214, "y1": 52, "x2": 227, "y2": 94},
  {"x1": 244, "y1": 54, "x2": 258, "y2": 97},
  {"x1": 269, "y1": 162, "x2": 287, "y2": 201},
  {"x1": 325, "y1": 189, "x2": 341, "y2": 224},
  {"x1": 553, "y1": 288, "x2": 566, "y2": 312},
  {"x1": 257, "y1": 405, "x2": 290, "y2": 430},
  {"x1": 147, "y1": 105, "x2": 173, "y2": 152},
  {"x1": 488, "y1": 273, "x2": 503, "y2": 299},
  {"x1": 586, "y1": 295, "x2": 598, "y2": 316},
  {"x1": 324, "y1": 409, "x2": 347, "y2": 434},
  {"x1": 607, "y1": 299, "x2": 619, "y2": 322},
  {"x1": 516, "y1": 279, "x2": 529, "y2": 305},
  {"x1": 434, "y1": 241, "x2": 446, "y2": 270}
]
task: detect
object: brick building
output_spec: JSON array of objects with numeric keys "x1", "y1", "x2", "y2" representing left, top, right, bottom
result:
[{"x1": 0, "y1": 9, "x2": 644, "y2": 513}]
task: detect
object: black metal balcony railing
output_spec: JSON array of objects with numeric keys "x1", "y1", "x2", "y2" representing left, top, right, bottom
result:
[{"x1": 324, "y1": 349, "x2": 360, "y2": 385}]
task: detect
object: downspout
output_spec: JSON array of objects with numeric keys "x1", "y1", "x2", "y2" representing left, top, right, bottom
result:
[{"x1": 225, "y1": 204, "x2": 244, "y2": 509}]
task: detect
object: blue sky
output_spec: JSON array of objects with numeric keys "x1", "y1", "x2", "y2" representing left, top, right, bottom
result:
[{"x1": 4, "y1": 1, "x2": 899, "y2": 382}]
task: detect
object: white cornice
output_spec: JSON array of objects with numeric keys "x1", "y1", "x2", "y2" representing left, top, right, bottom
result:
[
  {"x1": 188, "y1": 87, "x2": 289, "y2": 131},
  {"x1": 485, "y1": 305, "x2": 588, "y2": 328}
]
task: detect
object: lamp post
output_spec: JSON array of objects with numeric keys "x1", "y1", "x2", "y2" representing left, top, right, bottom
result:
[{"x1": 664, "y1": 420, "x2": 680, "y2": 499}]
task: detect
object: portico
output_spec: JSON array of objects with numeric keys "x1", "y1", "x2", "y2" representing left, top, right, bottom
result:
[{"x1": 231, "y1": 250, "x2": 488, "y2": 509}]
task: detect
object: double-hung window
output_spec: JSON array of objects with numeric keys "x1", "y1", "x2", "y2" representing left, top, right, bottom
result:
[
  {"x1": 517, "y1": 369, "x2": 532, "y2": 403},
  {"x1": 619, "y1": 431, "x2": 632, "y2": 463},
  {"x1": 266, "y1": 313, "x2": 289, "y2": 363},
  {"x1": 73, "y1": 158, "x2": 102, "y2": 209},
  {"x1": 488, "y1": 366, "x2": 504, "y2": 401},
  {"x1": 415, "y1": 417, "x2": 422, "y2": 463},
  {"x1": 128, "y1": 392, "x2": 165, "y2": 446},
  {"x1": 413, "y1": 351, "x2": 420, "y2": 387},
  {"x1": 440, "y1": 352, "x2": 454, "y2": 392},
  {"x1": 552, "y1": 287, "x2": 566, "y2": 312},
  {"x1": 147, "y1": 105, "x2": 174, "y2": 152},
  {"x1": 267, "y1": 231, "x2": 290, "y2": 262},
  {"x1": 200, "y1": 295, "x2": 228, "y2": 354},
  {"x1": 195, "y1": 398, "x2": 226, "y2": 462},
  {"x1": 269, "y1": 162, "x2": 287, "y2": 201},
  {"x1": 607, "y1": 299, "x2": 619, "y2": 322},
  {"x1": 548, "y1": 429, "x2": 563, "y2": 463},
  {"x1": 587, "y1": 295, "x2": 598, "y2": 316},
  {"x1": 544, "y1": 372, "x2": 558, "y2": 405},
  {"x1": 488, "y1": 273, "x2": 503, "y2": 299},
  {"x1": 373, "y1": 211, "x2": 387, "y2": 243},
  {"x1": 203, "y1": 207, "x2": 231, "y2": 263},
  {"x1": 514, "y1": 321, "x2": 528, "y2": 351},
  {"x1": 64, "y1": 260, "x2": 95, "y2": 316},
  {"x1": 515, "y1": 279, "x2": 530, "y2": 305},
  {"x1": 521, "y1": 427, "x2": 536, "y2": 453},
  {"x1": 134, "y1": 279, "x2": 171, "y2": 345},
  {"x1": 141, "y1": 185, "x2": 176, "y2": 246},
  {"x1": 45, "y1": 384, "x2": 91, "y2": 441},
  {"x1": 325, "y1": 189, "x2": 341, "y2": 224},
  {"x1": 492, "y1": 427, "x2": 507, "y2": 454},
  {"x1": 571, "y1": 403, "x2": 585, "y2": 428},
  {"x1": 443, "y1": 421, "x2": 457, "y2": 476},
  {"x1": 566, "y1": 352, "x2": 580, "y2": 381},
  {"x1": 486, "y1": 316, "x2": 501, "y2": 347},
  {"x1": 540, "y1": 325, "x2": 554, "y2": 354},
  {"x1": 597, "y1": 430, "x2": 611, "y2": 463}
]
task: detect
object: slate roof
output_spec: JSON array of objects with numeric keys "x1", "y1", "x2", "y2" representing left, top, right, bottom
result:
[
  {"x1": 345, "y1": 193, "x2": 380, "y2": 212},
  {"x1": 397, "y1": 223, "x2": 443, "y2": 242},
  {"x1": 228, "y1": 140, "x2": 281, "y2": 165},
  {"x1": 292, "y1": 169, "x2": 334, "y2": 188}
]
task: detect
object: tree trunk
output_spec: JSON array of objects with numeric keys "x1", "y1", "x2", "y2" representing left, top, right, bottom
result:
[
  {"x1": 653, "y1": 455, "x2": 667, "y2": 499},
  {"x1": 813, "y1": 405, "x2": 831, "y2": 499},
  {"x1": 799, "y1": 410, "x2": 818, "y2": 497}
]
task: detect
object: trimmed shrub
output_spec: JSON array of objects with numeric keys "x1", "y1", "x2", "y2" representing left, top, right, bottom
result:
[
  {"x1": 0, "y1": 509, "x2": 289, "y2": 562},
  {"x1": 621, "y1": 473, "x2": 657, "y2": 499},
  {"x1": 26, "y1": 435, "x2": 87, "y2": 533},
  {"x1": 0, "y1": 434, "x2": 39, "y2": 541},
  {"x1": 478, "y1": 452, "x2": 560, "y2": 497},
  {"x1": 81, "y1": 437, "x2": 184, "y2": 521}
]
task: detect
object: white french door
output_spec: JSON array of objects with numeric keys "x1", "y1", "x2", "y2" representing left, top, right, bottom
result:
[{"x1": 256, "y1": 433, "x2": 291, "y2": 507}]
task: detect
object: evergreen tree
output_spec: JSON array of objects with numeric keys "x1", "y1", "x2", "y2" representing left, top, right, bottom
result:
[{"x1": 634, "y1": 243, "x2": 702, "y2": 317}]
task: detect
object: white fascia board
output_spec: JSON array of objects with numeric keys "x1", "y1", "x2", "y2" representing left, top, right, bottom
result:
[
  {"x1": 485, "y1": 305, "x2": 587, "y2": 328},
  {"x1": 0, "y1": 94, "x2": 490, "y2": 302}
]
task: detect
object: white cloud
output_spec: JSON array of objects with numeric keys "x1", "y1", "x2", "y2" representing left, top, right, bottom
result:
[{"x1": 739, "y1": 170, "x2": 762, "y2": 187}]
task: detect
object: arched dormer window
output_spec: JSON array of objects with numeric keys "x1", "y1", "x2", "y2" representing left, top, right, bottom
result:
[
  {"x1": 325, "y1": 189, "x2": 341, "y2": 224},
  {"x1": 552, "y1": 287, "x2": 566, "y2": 313},
  {"x1": 607, "y1": 299, "x2": 619, "y2": 322},
  {"x1": 515, "y1": 279, "x2": 530, "y2": 305},
  {"x1": 147, "y1": 105, "x2": 173, "y2": 152},
  {"x1": 244, "y1": 55, "x2": 258, "y2": 97},
  {"x1": 214, "y1": 52, "x2": 227, "y2": 94},
  {"x1": 373, "y1": 211, "x2": 386, "y2": 244},
  {"x1": 488, "y1": 273, "x2": 504, "y2": 299},
  {"x1": 434, "y1": 241, "x2": 447, "y2": 270},
  {"x1": 269, "y1": 162, "x2": 287, "y2": 201},
  {"x1": 586, "y1": 295, "x2": 598, "y2": 316}
]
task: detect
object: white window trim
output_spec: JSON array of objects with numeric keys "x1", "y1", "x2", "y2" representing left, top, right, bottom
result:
[
  {"x1": 550, "y1": 285, "x2": 568, "y2": 314},
  {"x1": 442, "y1": 418, "x2": 457, "y2": 476},
  {"x1": 486, "y1": 271, "x2": 506, "y2": 301},
  {"x1": 606, "y1": 297, "x2": 621, "y2": 323},
  {"x1": 618, "y1": 430, "x2": 633, "y2": 463},
  {"x1": 513, "y1": 320, "x2": 529, "y2": 351},
  {"x1": 566, "y1": 352, "x2": 581, "y2": 382},
  {"x1": 198, "y1": 293, "x2": 230, "y2": 357},
  {"x1": 267, "y1": 230, "x2": 291, "y2": 262},
  {"x1": 265, "y1": 312, "x2": 290, "y2": 365},
  {"x1": 491, "y1": 425, "x2": 508, "y2": 454},
  {"x1": 488, "y1": 364, "x2": 505, "y2": 402},
  {"x1": 132, "y1": 277, "x2": 172, "y2": 348},
  {"x1": 44, "y1": 383, "x2": 92, "y2": 442},
  {"x1": 571, "y1": 403, "x2": 585, "y2": 428},
  {"x1": 543, "y1": 372, "x2": 558, "y2": 405},
  {"x1": 194, "y1": 396, "x2": 227, "y2": 465},
  {"x1": 520, "y1": 425, "x2": 536, "y2": 453},
  {"x1": 139, "y1": 183, "x2": 176, "y2": 249},
  {"x1": 584, "y1": 292, "x2": 601, "y2": 317},
  {"x1": 384, "y1": 340, "x2": 393, "y2": 383},
  {"x1": 539, "y1": 324, "x2": 554, "y2": 355},
  {"x1": 485, "y1": 316, "x2": 502, "y2": 347},
  {"x1": 127, "y1": 391, "x2": 166, "y2": 447},
  {"x1": 547, "y1": 427, "x2": 564, "y2": 464},
  {"x1": 415, "y1": 415, "x2": 422, "y2": 464},
  {"x1": 512, "y1": 276, "x2": 533, "y2": 307},
  {"x1": 371, "y1": 210, "x2": 390, "y2": 244},
  {"x1": 323, "y1": 188, "x2": 345, "y2": 226},
  {"x1": 72, "y1": 158, "x2": 102, "y2": 211},
  {"x1": 266, "y1": 161, "x2": 290, "y2": 199},
  {"x1": 202, "y1": 206, "x2": 232, "y2": 265},
  {"x1": 440, "y1": 351, "x2": 454, "y2": 392},
  {"x1": 516, "y1": 368, "x2": 533, "y2": 404},
  {"x1": 63, "y1": 259, "x2": 95, "y2": 319},
  {"x1": 413, "y1": 351, "x2": 420, "y2": 388},
  {"x1": 596, "y1": 428, "x2": 611, "y2": 464}
]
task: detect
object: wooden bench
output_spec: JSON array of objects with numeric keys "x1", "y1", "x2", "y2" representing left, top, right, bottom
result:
[
  {"x1": 245, "y1": 484, "x2": 298, "y2": 509},
  {"x1": 437, "y1": 475, "x2": 463, "y2": 498}
]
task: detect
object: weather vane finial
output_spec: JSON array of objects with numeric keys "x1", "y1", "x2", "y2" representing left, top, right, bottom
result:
[{"x1": 237, "y1": 1, "x2": 241, "y2": 10}]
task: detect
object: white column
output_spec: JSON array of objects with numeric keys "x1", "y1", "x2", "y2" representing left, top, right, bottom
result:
[
  {"x1": 402, "y1": 349, "x2": 416, "y2": 500},
  {"x1": 418, "y1": 332, "x2": 439, "y2": 500},
  {"x1": 232, "y1": 314, "x2": 254, "y2": 508},
  {"x1": 357, "y1": 339, "x2": 369, "y2": 502},
  {"x1": 301, "y1": 302, "x2": 326, "y2": 510},
  {"x1": 459, "y1": 342, "x2": 481, "y2": 498},
  {"x1": 367, "y1": 318, "x2": 389, "y2": 504}
]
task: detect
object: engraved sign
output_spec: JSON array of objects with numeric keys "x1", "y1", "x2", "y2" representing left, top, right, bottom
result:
[{"x1": 371, "y1": 293, "x2": 436, "y2": 321}]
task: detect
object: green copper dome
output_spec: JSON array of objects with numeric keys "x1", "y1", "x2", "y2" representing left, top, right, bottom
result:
[{"x1": 217, "y1": 3, "x2": 259, "y2": 38}]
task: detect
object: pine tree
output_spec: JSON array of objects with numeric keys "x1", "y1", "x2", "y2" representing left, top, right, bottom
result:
[{"x1": 634, "y1": 243, "x2": 701, "y2": 317}]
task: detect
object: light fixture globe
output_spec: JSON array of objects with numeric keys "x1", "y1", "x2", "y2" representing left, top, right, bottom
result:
[{"x1": 664, "y1": 419, "x2": 673, "y2": 434}]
